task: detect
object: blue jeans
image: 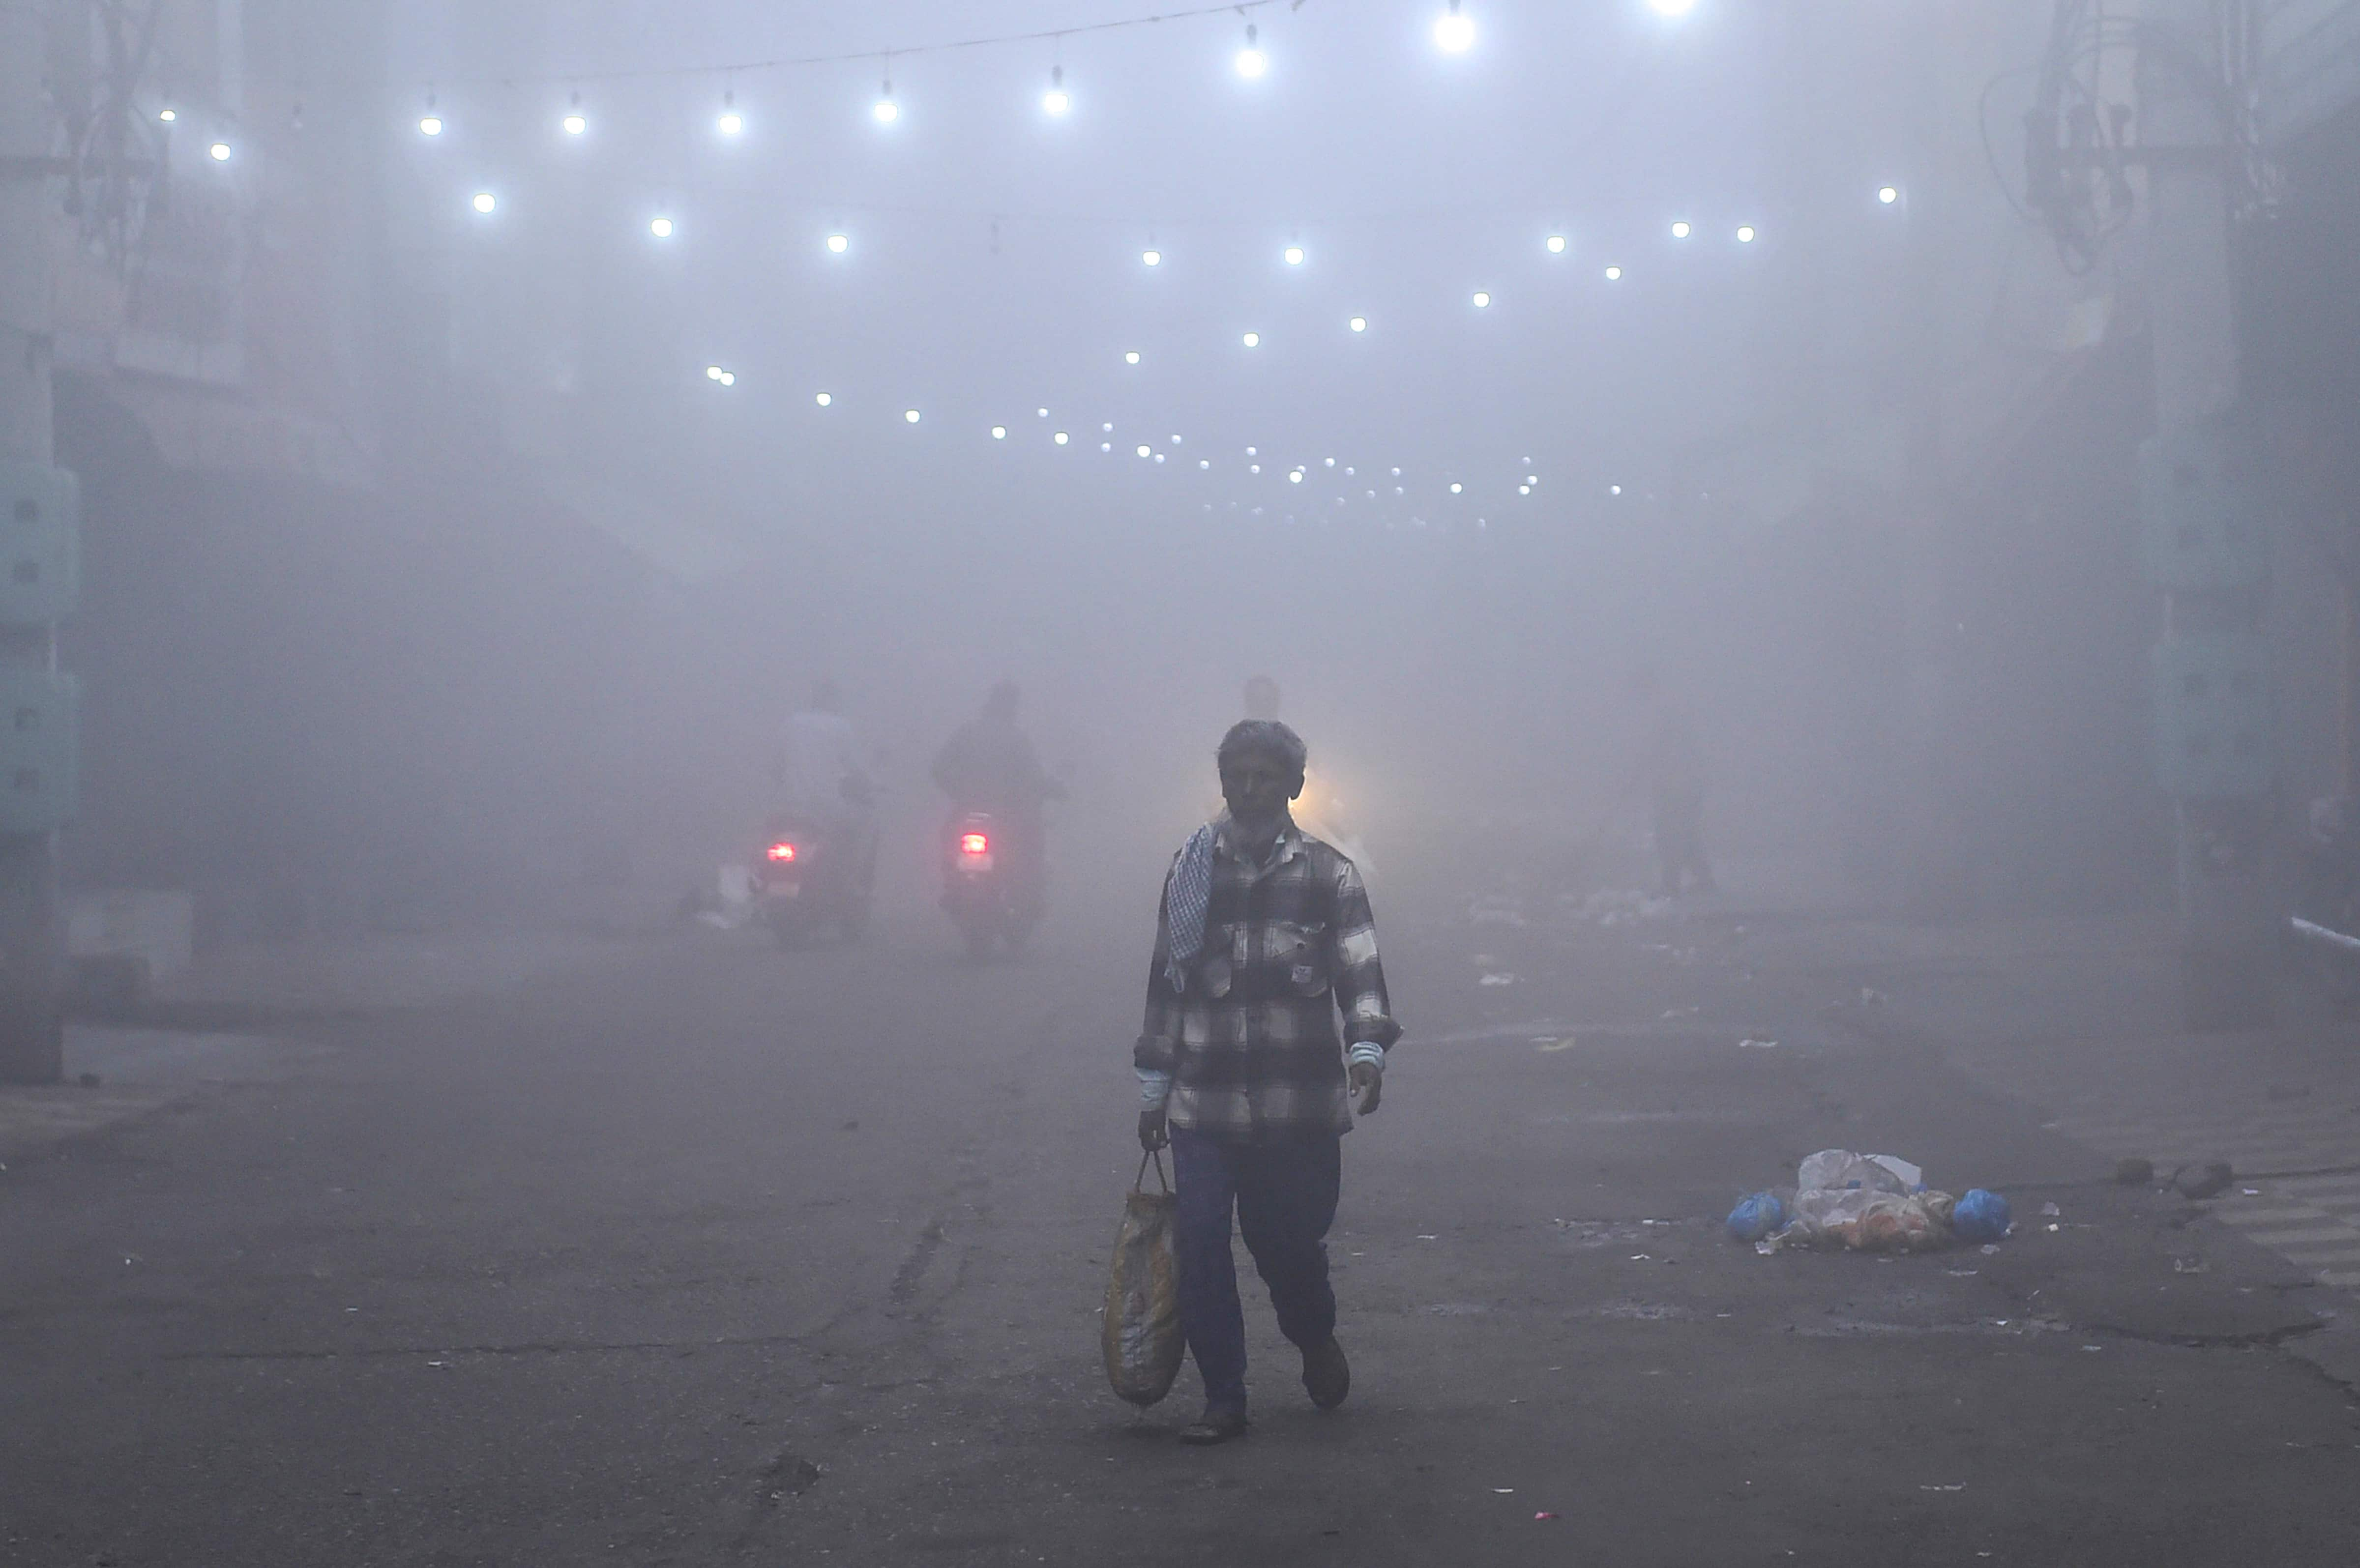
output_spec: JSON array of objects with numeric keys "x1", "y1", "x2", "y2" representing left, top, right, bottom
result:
[{"x1": 1170, "y1": 1127, "x2": 1341, "y2": 1411}]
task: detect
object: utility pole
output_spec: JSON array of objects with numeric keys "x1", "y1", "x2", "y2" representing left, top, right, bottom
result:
[
  {"x1": 0, "y1": 0, "x2": 74, "y2": 1084},
  {"x1": 1897, "y1": 1, "x2": 1961, "y2": 918},
  {"x1": 2137, "y1": 0, "x2": 2273, "y2": 1029}
]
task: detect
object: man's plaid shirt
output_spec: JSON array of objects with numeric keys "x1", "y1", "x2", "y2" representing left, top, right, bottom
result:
[{"x1": 1134, "y1": 815, "x2": 1401, "y2": 1141}]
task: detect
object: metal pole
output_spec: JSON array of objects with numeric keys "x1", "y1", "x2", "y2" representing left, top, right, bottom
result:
[
  {"x1": 0, "y1": 1, "x2": 66, "y2": 1083},
  {"x1": 2140, "y1": 0, "x2": 2272, "y2": 1029}
]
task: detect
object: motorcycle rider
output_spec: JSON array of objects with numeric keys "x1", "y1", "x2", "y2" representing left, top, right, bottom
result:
[{"x1": 932, "y1": 681, "x2": 1063, "y2": 913}]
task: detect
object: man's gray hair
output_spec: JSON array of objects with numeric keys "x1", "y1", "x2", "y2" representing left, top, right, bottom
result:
[{"x1": 1217, "y1": 719, "x2": 1308, "y2": 776}]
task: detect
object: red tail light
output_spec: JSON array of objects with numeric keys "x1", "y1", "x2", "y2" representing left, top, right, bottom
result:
[
  {"x1": 960, "y1": 832, "x2": 990, "y2": 857},
  {"x1": 766, "y1": 842, "x2": 798, "y2": 863}
]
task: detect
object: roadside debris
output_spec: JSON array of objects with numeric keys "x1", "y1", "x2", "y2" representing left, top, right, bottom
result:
[
  {"x1": 2173, "y1": 1161, "x2": 2235, "y2": 1200},
  {"x1": 1577, "y1": 888, "x2": 1675, "y2": 927},
  {"x1": 1952, "y1": 1190, "x2": 2011, "y2": 1242},
  {"x1": 1735, "y1": 1151, "x2": 2010, "y2": 1254},
  {"x1": 1726, "y1": 1191, "x2": 1786, "y2": 1242},
  {"x1": 1467, "y1": 895, "x2": 1530, "y2": 928}
]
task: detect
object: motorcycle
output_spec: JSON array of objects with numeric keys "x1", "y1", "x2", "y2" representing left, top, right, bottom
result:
[
  {"x1": 754, "y1": 809, "x2": 875, "y2": 948},
  {"x1": 942, "y1": 812, "x2": 1040, "y2": 958}
]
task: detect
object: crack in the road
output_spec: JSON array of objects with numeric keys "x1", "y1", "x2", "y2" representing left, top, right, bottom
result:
[
  {"x1": 2084, "y1": 1319, "x2": 2329, "y2": 1351},
  {"x1": 888, "y1": 1217, "x2": 948, "y2": 1307}
]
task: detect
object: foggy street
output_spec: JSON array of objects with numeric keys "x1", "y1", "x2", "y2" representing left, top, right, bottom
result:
[
  {"x1": 12, "y1": 0, "x2": 2360, "y2": 1561},
  {"x1": 7, "y1": 847, "x2": 2360, "y2": 1566}
]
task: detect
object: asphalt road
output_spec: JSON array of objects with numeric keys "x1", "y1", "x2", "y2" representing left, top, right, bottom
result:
[{"x1": 6, "y1": 852, "x2": 2360, "y2": 1566}]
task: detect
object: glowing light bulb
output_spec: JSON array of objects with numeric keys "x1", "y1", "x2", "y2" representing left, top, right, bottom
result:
[
  {"x1": 1878, "y1": 185, "x2": 1899, "y2": 204},
  {"x1": 1546, "y1": 234, "x2": 1567, "y2": 254},
  {"x1": 1284, "y1": 245, "x2": 1305, "y2": 266},
  {"x1": 1434, "y1": 1, "x2": 1475, "y2": 54},
  {"x1": 1289, "y1": 470, "x2": 1304, "y2": 484},
  {"x1": 649, "y1": 217, "x2": 675, "y2": 238},
  {"x1": 815, "y1": 392, "x2": 832, "y2": 407},
  {"x1": 1450, "y1": 483, "x2": 1463, "y2": 494},
  {"x1": 1155, "y1": 453, "x2": 1166, "y2": 464},
  {"x1": 1037, "y1": 408, "x2": 1048, "y2": 417},
  {"x1": 719, "y1": 372, "x2": 736, "y2": 387},
  {"x1": 826, "y1": 233, "x2": 849, "y2": 254},
  {"x1": 1043, "y1": 66, "x2": 1070, "y2": 116},
  {"x1": 1520, "y1": 485, "x2": 1532, "y2": 495},
  {"x1": 1138, "y1": 445, "x2": 1152, "y2": 458},
  {"x1": 1142, "y1": 248, "x2": 1162, "y2": 267},
  {"x1": 874, "y1": 83, "x2": 898, "y2": 124},
  {"x1": 1737, "y1": 225, "x2": 1757, "y2": 243},
  {"x1": 1200, "y1": 460, "x2": 1210, "y2": 470},
  {"x1": 706, "y1": 366, "x2": 724, "y2": 381},
  {"x1": 208, "y1": 142, "x2": 232, "y2": 161},
  {"x1": 1055, "y1": 431, "x2": 1069, "y2": 444},
  {"x1": 1610, "y1": 484, "x2": 1623, "y2": 495},
  {"x1": 1242, "y1": 332, "x2": 1261, "y2": 348},
  {"x1": 1671, "y1": 220, "x2": 1691, "y2": 239},
  {"x1": 419, "y1": 116, "x2": 443, "y2": 137},
  {"x1": 472, "y1": 191, "x2": 497, "y2": 214},
  {"x1": 1349, "y1": 316, "x2": 1367, "y2": 333},
  {"x1": 158, "y1": 108, "x2": 177, "y2": 123},
  {"x1": 562, "y1": 112, "x2": 587, "y2": 136},
  {"x1": 1472, "y1": 291, "x2": 1491, "y2": 308},
  {"x1": 1236, "y1": 24, "x2": 1268, "y2": 79},
  {"x1": 1125, "y1": 351, "x2": 1141, "y2": 365},
  {"x1": 1101, "y1": 442, "x2": 1112, "y2": 452},
  {"x1": 992, "y1": 426, "x2": 1007, "y2": 439},
  {"x1": 904, "y1": 409, "x2": 920, "y2": 424},
  {"x1": 1251, "y1": 465, "x2": 1261, "y2": 474},
  {"x1": 1605, "y1": 265, "x2": 1622, "y2": 280},
  {"x1": 718, "y1": 111, "x2": 744, "y2": 136}
]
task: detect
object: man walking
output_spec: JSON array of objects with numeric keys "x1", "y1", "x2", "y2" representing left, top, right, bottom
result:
[
  {"x1": 1135, "y1": 720, "x2": 1400, "y2": 1445},
  {"x1": 1628, "y1": 666, "x2": 1715, "y2": 897}
]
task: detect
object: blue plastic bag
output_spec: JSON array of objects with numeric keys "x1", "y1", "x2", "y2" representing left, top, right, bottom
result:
[
  {"x1": 1952, "y1": 1188, "x2": 2010, "y2": 1242},
  {"x1": 1726, "y1": 1191, "x2": 1786, "y2": 1243}
]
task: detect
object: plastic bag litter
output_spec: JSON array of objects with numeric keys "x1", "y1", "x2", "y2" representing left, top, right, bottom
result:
[
  {"x1": 1796, "y1": 1149, "x2": 1923, "y2": 1194},
  {"x1": 1785, "y1": 1188, "x2": 1957, "y2": 1251},
  {"x1": 1951, "y1": 1188, "x2": 2011, "y2": 1243},
  {"x1": 1102, "y1": 1151, "x2": 1185, "y2": 1407},
  {"x1": 1726, "y1": 1191, "x2": 1786, "y2": 1242}
]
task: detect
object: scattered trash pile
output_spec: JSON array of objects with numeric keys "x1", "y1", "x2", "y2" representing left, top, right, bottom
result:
[
  {"x1": 1728, "y1": 1149, "x2": 2011, "y2": 1254},
  {"x1": 1466, "y1": 893, "x2": 1531, "y2": 929},
  {"x1": 1574, "y1": 888, "x2": 1676, "y2": 928}
]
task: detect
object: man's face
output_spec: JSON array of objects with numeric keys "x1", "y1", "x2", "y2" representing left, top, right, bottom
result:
[{"x1": 1220, "y1": 747, "x2": 1302, "y2": 826}]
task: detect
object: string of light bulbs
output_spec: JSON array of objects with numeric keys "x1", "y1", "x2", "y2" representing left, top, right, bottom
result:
[
  {"x1": 160, "y1": 0, "x2": 1838, "y2": 527},
  {"x1": 684, "y1": 373, "x2": 1650, "y2": 531}
]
